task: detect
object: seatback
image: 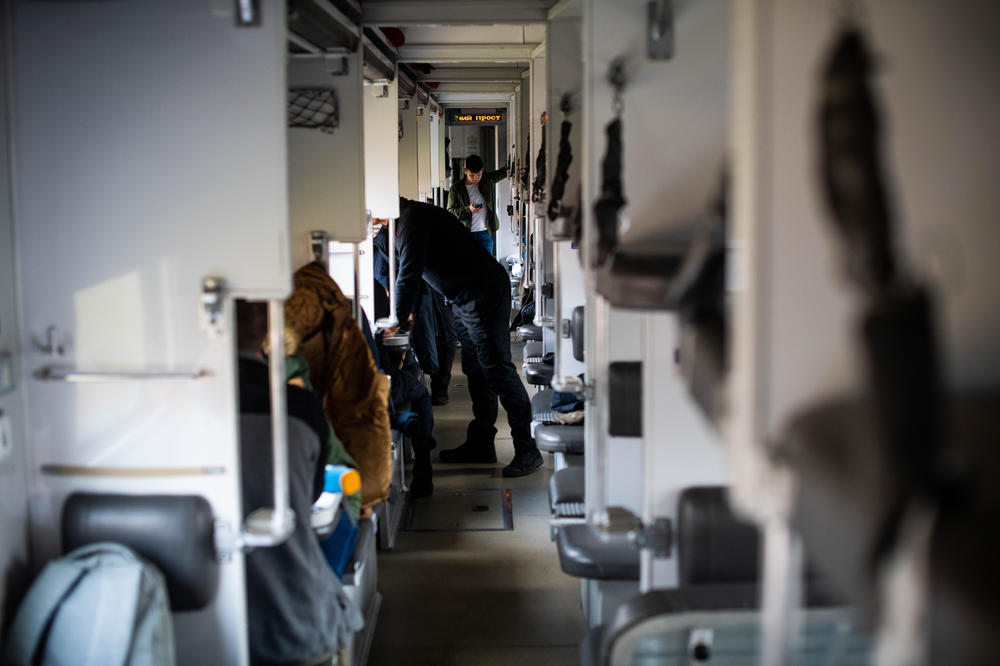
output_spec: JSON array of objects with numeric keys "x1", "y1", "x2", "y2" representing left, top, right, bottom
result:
[
  {"x1": 677, "y1": 486, "x2": 760, "y2": 586},
  {"x1": 61, "y1": 493, "x2": 220, "y2": 612},
  {"x1": 571, "y1": 305, "x2": 585, "y2": 362}
]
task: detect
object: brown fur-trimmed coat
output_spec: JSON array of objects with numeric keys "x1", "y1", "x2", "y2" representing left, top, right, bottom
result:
[{"x1": 285, "y1": 262, "x2": 391, "y2": 510}]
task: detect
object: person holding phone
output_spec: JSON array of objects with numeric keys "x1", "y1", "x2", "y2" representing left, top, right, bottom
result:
[{"x1": 447, "y1": 154, "x2": 508, "y2": 256}]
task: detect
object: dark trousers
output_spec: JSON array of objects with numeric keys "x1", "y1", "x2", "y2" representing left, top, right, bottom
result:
[
  {"x1": 430, "y1": 342, "x2": 456, "y2": 399},
  {"x1": 452, "y1": 283, "x2": 535, "y2": 454},
  {"x1": 472, "y1": 230, "x2": 494, "y2": 256},
  {"x1": 430, "y1": 290, "x2": 458, "y2": 399}
]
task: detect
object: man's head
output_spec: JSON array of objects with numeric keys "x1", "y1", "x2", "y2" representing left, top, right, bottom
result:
[{"x1": 464, "y1": 154, "x2": 484, "y2": 184}]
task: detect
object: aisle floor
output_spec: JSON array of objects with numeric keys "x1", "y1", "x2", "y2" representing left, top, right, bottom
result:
[{"x1": 368, "y1": 342, "x2": 586, "y2": 666}]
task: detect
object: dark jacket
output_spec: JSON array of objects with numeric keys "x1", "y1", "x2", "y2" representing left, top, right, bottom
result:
[
  {"x1": 373, "y1": 226, "x2": 439, "y2": 374},
  {"x1": 393, "y1": 198, "x2": 508, "y2": 323},
  {"x1": 447, "y1": 166, "x2": 508, "y2": 234},
  {"x1": 238, "y1": 356, "x2": 363, "y2": 664}
]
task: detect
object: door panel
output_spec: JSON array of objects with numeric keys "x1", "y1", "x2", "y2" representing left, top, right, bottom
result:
[{"x1": 11, "y1": 2, "x2": 290, "y2": 663}]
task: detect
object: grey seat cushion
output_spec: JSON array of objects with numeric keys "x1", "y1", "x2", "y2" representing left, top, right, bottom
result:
[
  {"x1": 524, "y1": 361, "x2": 554, "y2": 386},
  {"x1": 556, "y1": 523, "x2": 639, "y2": 580},
  {"x1": 532, "y1": 389, "x2": 553, "y2": 418},
  {"x1": 549, "y1": 466, "x2": 586, "y2": 506},
  {"x1": 535, "y1": 424, "x2": 584, "y2": 454},
  {"x1": 517, "y1": 324, "x2": 543, "y2": 341}
]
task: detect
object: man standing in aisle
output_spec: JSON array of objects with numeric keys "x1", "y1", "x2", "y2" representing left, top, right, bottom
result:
[
  {"x1": 447, "y1": 154, "x2": 507, "y2": 256},
  {"x1": 374, "y1": 198, "x2": 542, "y2": 477}
]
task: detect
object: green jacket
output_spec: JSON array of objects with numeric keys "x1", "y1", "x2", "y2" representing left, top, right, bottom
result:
[{"x1": 447, "y1": 166, "x2": 508, "y2": 234}]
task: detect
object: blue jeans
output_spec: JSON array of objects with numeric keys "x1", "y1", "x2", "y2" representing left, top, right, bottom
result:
[
  {"x1": 451, "y1": 282, "x2": 535, "y2": 454},
  {"x1": 472, "y1": 230, "x2": 494, "y2": 256}
]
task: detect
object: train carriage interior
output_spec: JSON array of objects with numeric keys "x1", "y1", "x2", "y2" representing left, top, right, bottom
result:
[{"x1": 1, "y1": 1, "x2": 999, "y2": 665}]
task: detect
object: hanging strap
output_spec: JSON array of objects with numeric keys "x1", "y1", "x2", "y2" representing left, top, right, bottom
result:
[
  {"x1": 531, "y1": 117, "x2": 547, "y2": 203},
  {"x1": 547, "y1": 119, "x2": 574, "y2": 221},
  {"x1": 520, "y1": 142, "x2": 531, "y2": 193},
  {"x1": 818, "y1": 25, "x2": 895, "y2": 290},
  {"x1": 593, "y1": 118, "x2": 625, "y2": 266}
]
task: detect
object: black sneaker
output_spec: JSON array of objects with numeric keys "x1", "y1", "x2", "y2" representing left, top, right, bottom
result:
[
  {"x1": 431, "y1": 394, "x2": 450, "y2": 406},
  {"x1": 502, "y1": 450, "x2": 543, "y2": 477},
  {"x1": 439, "y1": 440, "x2": 497, "y2": 464}
]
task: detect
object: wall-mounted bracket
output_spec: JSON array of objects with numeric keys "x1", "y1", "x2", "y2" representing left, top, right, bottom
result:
[
  {"x1": 200, "y1": 277, "x2": 227, "y2": 338},
  {"x1": 647, "y1": 0, "x2": 675, "y2": 61},
  {"x1": 310, "y1": 230, "x2": 330, "y2": 265},
  {"x1": 593, "y1": 507, "x2": 672, "y2": 557}
]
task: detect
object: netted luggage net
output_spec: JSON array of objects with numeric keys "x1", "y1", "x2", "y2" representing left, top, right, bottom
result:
[{"x1": 288, "y1": 88, "x2": 339, "y2": 134}]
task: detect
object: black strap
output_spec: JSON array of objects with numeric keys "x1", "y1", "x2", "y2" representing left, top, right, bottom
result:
[
  {"x1": 531, "y1": 125, "x2": 547, "y2": 203},
  {"x1": 593, "y1": 118, "x2": 625, "y2": 266},
  {"x1": 819, "y1": 26, "x2": 895, "y2": 290},
  {"x1": 547, "y1": 119, "x2": 574, "y2": 221}
]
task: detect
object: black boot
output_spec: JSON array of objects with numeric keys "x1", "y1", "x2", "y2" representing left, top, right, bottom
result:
[
  {"x1": 502, "y1": 449, "x2": 543, "y2": 477},
  {"x1": 439, "y1": 422, "x2": 497, "y2": 463}
]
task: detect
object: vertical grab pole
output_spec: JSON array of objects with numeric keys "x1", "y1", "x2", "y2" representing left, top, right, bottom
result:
[
  {"x1": 589, "y1": 295, "x2": 610, "y2": 522},
  {"x1": 353, "y1": 242, "x2": 362, "y2": 325},
  {"x1": 532, "y1": 215, "x2": 552, "y2": 328},
  {"x1": 388, "y1": 217, "x2": 398, "y2": 325},
  {"x1": 639, "y1": 311, "x2": 655, "y2": 592},
  {"x1": 761, "y1": 518, "x2": 804, "y2": 666},
  {"x1": 267, "y1": 299, "x2": 291, "y2": 534},
  {"x1": 551, "y1": 239, "x2": 563, "y2": 379}
]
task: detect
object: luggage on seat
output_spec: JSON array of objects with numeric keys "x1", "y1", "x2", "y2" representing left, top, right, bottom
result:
[{"x1": 5, "y1": 542, "x2": 175, "y2": 666}]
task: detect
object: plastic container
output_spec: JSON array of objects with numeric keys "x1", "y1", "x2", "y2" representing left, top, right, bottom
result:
[{"x1": 324, "y1": 464, "x2": 361, "y2": 496}]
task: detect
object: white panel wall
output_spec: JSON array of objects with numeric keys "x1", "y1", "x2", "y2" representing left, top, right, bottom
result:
[
  {"x1": 9, "y1": 2, "x2": 293, "y2": 662},
  {"x1": 582, "y1": 0, "x2": 732, "y2": 577},
  {"x1": 437, "y1": 113, "x2": 447, "y2": 189},
  {"x1": 0, "y1": 7, "x2": 31, "y2": 630},
  {"x1": 287, "y1": 50, "x2": 367, "y2": 261},
  {"x1": 364, "y1": 80, "x2": 400, "y2": 219},
  {"x1": 398, "y1": 100, "x2": 419, "y2": 200},
  {"x1": 495, "y1": 98, "x2": 517, "y2": 262},
  {"x1": 587, "y1": 1, "x2": 730, "y2": 246},
  {"x1": 429, "y1": 111, "x2": 440, "y2": 191},
  {"x1": 548, "y1": 16, "x2": 585, "y2": 380},
  {"x1": 416, "y1": 106, "x2": 432, "y2": 200},
  {"x1": 730, "y1": 0, "x2": 1000, "y2": 508}
]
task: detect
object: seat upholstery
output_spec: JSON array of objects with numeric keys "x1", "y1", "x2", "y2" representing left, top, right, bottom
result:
[
  {"x1": 62, "y1": 492, "x2": 219, "y2": 612},
  {"x1": 549, "y1": 465, "x2": 586, "y2": 505},
  {"x1": 535, "y1": 424, "x2": 584, "y2": 454},
  {"x1": 678, "y1": 486, "x2": 760, "y2": 586},
  {"x1": 531, "y1": 389, "x2": 556, "y2": 425},
  {"x1": 517, "y1": 323, "x2": 543, "y2": 341},
  {"x1": 556, "y1": 523, "x2": 640, "y2": 580},
  {"x1": 525, "y1": 361, "x2": 554, "y2": 386}
]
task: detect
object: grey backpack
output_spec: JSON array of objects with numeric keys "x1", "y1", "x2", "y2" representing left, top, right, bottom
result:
[{"x1": 4, "y1": 542, "x2": 175, "y2": 666}]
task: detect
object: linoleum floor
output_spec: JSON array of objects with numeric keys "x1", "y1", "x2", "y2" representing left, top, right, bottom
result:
[{"x1": 368, "y1": 340, "x2": 586, "y2": 666}]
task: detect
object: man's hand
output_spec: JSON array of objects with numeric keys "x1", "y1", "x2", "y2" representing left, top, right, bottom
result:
[{"x1": 383, "y1": 314, "x2": 414, "y2": 338}]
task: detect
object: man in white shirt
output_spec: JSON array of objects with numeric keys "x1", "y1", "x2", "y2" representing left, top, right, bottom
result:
[{"x1": 446, "y1": 154, "x2": 508, "y2": 256}]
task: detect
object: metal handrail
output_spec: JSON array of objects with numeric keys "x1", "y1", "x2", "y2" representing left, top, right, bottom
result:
[
  {"x1": 242, "y1": 299, "x2": 295, "y2": 549},
  {"x1": 35, "y1": 367, "x2": 211, "y2": 382}
]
